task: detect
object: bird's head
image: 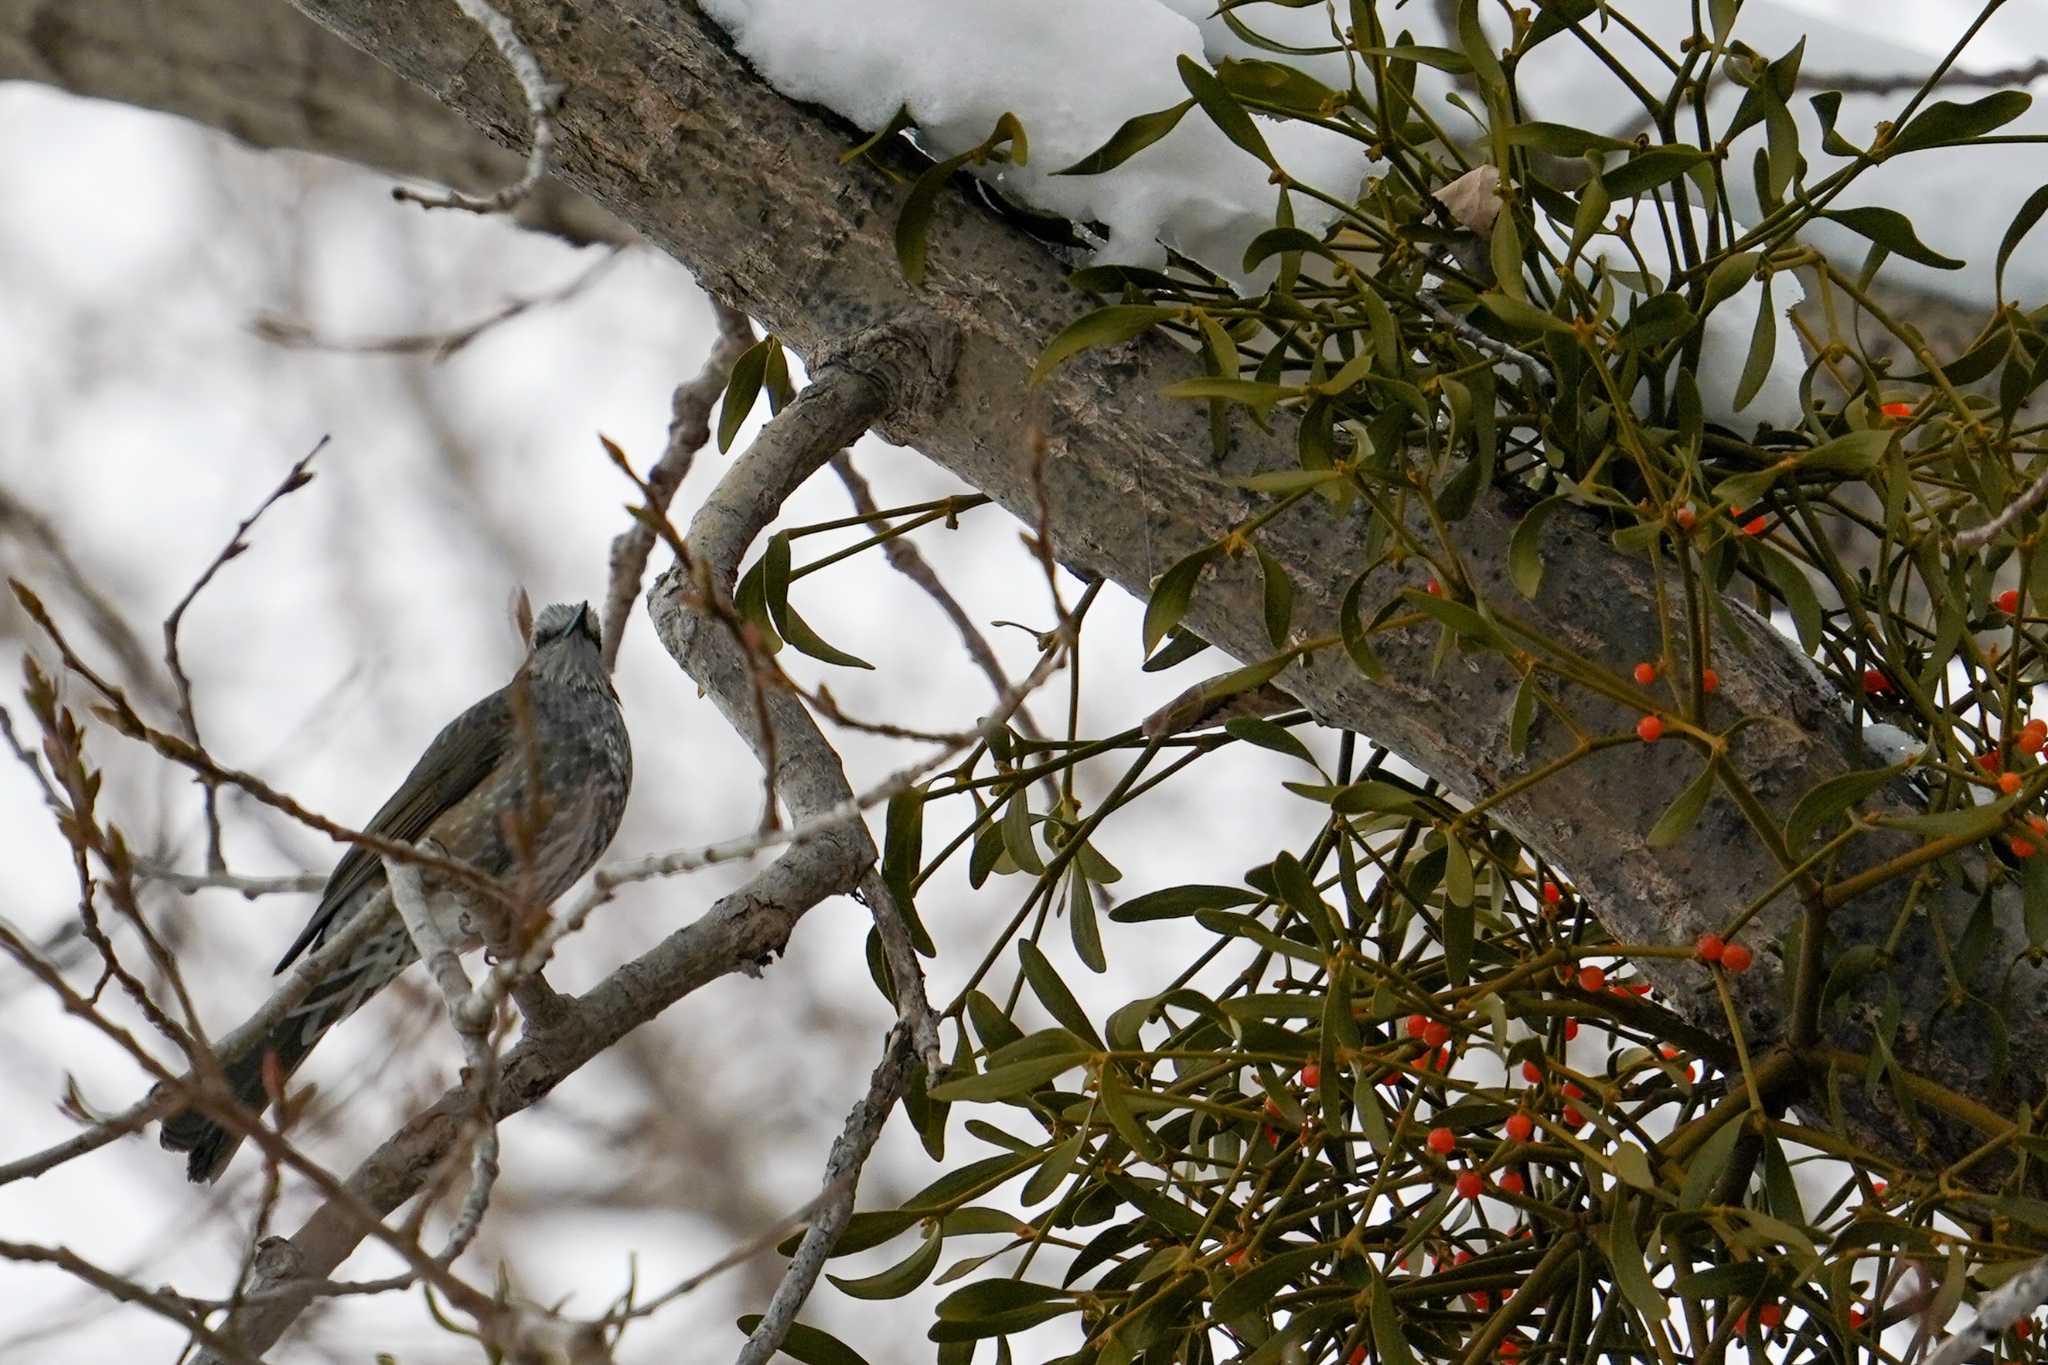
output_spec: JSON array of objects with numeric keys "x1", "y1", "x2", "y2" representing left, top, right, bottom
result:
[{"x1": 528, "y1": 601, "x2": 609, "y2": 688}]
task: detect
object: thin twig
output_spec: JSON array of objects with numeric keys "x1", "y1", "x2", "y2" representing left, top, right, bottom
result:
[
  {"x1": 253, "y1": 249, "x2": 624, "y2": 362},
  {"x1": 735, "y1": 1023, "x2": 916, "y2": 1365},
  {"x1": 163, "y1": 438, "x2": 325, "y2": 872},
  {"x1": 135, "y1": 863, "x2": 326, "y2": 898},
  {"x1": 392, "y1": 0, "x2": 559, "y2": 216},
  {"x1": 1925, "y1": 1256, "x2": 2048, "y2": 1365},
  {"x1": 608, "y1": 1177, "x2": 847, "y2": 1323},
  {"x1": 857, "y1": 868, "x2": 942, "y2": 1078},
  {"x1": 1957, "y1": 461, "x2": 2048, "y2": 550},
  {"x1": 602, "y1": 301, "x2": 757, "y2": 672},
  {"x1": 1419, "y1": 290, "x2": 1553, "y2": 399}
]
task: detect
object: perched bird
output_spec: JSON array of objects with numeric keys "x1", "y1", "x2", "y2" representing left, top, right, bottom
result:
[{"x1": 161, "y1": 602, "x2": 633, "y2": 1183}]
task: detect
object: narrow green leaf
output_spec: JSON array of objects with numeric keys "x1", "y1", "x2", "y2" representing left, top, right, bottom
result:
[
  {"x1": 1031, "y1": 305, "x2": 1178, "y2": 386},
  {"x1": 1019, "y1": 940, "x2": 1105, "y2": 1047},
  {"x1": 1646, "y1": 762, "x2": 1717, "y2": 849},
  {"x1": 1178, "y1": 54, "x2": 1276, "y2": 167},
  {"x1": 1509, "y1": 495, "x2": 1570, "y2": 598},
  {"x1": 896, "y1": 150, "x2": 974, "y2": 286},
  {"x1": 1786, "y1": 757, "x2": 1914, "y2": 848},
  {"x1": 1997, "y1": 183, "x2": 2048, "y2": 300},
  {"x1": 1110, "y1": 883, "x2": 1259, "y2": 922},
  {"x1": 1001, "y1": 790, "x2": 1044, "y2": 875},
  {"x1": 1504, "y1": 122, "x2": 1633, "y2": 156},
  {"x1": 1054, "y1": 100, "x2": 1196, "y2": 176},
  {"x1": 1823, "y1": 206, "x2": 1964, "y2": 270},
  {"x1": 1890, "y1": 90, "x2": 2032, "y2": 156},
  {"x1": 828, "y1": 1223, "x2": 945, "y2": 1300},
  {"x1": 1069, "y1": 873, "x2": 1106, "y2": 973},
  {"x1": 1369, "y1": 1266, "x2": 1420, "y2": 1365},
  {"x1": 1732, "y1": 274, "x2": 1778, "y2": 414},
  {"x1": 717, "y1": 336, "x2": 773, "y2": 453},
  {"x1": 1143, "y1": 546, "x2": 1218, "y2": 657},
  {"x1": 735, "y1": 1318, "x2": 873, "y2": 1365},
  {"x1": 763, "y1": 534, "x2": 875, "y2": 668},
  {"x1": 1607, "y1": 1200, "x2": 1670, "y2": 1321},
  {"x1": 1212, "y1": 1248, "x2": 1322, "y2": 1323},
  {"x1": 1226, "y1": 716, "x2": 1315, "y2": 767},
  {"x1": 928, "y1": 1052, "x2": 1087, "y2": 1102}
]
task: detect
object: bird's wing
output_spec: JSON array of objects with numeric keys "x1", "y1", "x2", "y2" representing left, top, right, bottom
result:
[{"x1": 273, "y1": 685, "x2": 516, "y2": 973}]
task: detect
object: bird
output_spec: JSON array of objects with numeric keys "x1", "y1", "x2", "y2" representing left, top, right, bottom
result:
[{"x1": 160, "y1": 601, "x2": 633, "y2": 1183}]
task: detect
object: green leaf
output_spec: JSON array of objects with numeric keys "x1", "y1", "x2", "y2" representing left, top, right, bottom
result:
[
  {"x1": 1178, "y1": 54, "x2": 1276, "y2": 168},
  {"x1": 828, "y1": 1223, "x2": 944, "y2": 1300},
  {"x1": 881, "y1": 787, "x2": 935, "y2": 956},
  {"x1": 1217, "y1": 57, "x2": 1339, "y2": 114},
  {"x1": 1732, "y1": 273, "x2": 1779, "y2": 415},
  {"x1": 1646, "y1": 762, "x2": 1717, "y2": 849},
  {"x1": 762, "y1": 534, "x2": 875, "y2": 668},
  {"x1": 1878, "y1": 797, "x2": 2011, "y2": 839},
  {"x1": 1053, "y1": 100, "x2": 1195, "y2": 176},
  {"x1": 718, "y1": 336, "x2": 773, "y2": 453},
  {"x1": 1509, "y1": 495, "x2": 1570, "y2": 598},
  {"x1": 935, "y1": 1279, "x2": 1070, "y2": 1321},
  {"x1": 1801, "y1": 428, "x2": 1891, "y2": 474},
  {"x1": 1069, "y1": 873, "x2": 1106, "y2": 973},
  {"x1": 762, "y1": 337, "x2": 795, "y2": 411},
  {"x1": 1097, "y1": 1066, "x2": 1163, "y2": 1162},
  {"x1": 896, "y1": 150, "x2": 973, "y2": 286},
  {"x1": 1479, "y1": 291, "x2": 1573, "y2": 336},
  {"x1": 1997, "y1": 183, "x2": 2048, "y2": 300},
  {"x1": 1786, "y1": 757, "x2": 1915, "y2": 849},
  {"x1": 1503, "y1": 122, "x2": 1633, "y2": 156},
  {"x1": 1243, "y1": 226, "x2": 1338, "y2": 273},
  {"x1": 1226, "y1": 716, "x2": 1315, "y2": 766},
  {"x1": 1756, "y1": 544, "x2": 1822, "y2": 654},
  {"x1": 1680, "y1": 1117, "x2": 1746, "y2": 1209},
  {"x1": 1159, "y1": 377, "x2": 1298, "y2": 410},
  {"x1": 928, "y1": 1051, "x2": 1089, "y2": 1102},
  {"x1": 1339, "y1": 572, "x2": 1383, "y2": 680},
  {"x1": 1607, "y1": 1199, "x2": 1669, "y2": 1321},
  {"x1": 1022, "y1": 1130, "x2": 1087, "y2": 1205},
  {"x1": 1890, "y1": 90, "x2": 2032, "y2": 156},
  {"x1": 1604, "y1": 145, "x2": 1711, "y2": 197},
  {"x1": 1019, "y1": 940, "x2": 1105, "y2": 1047},
  {"x1": 1823, "y1": 206, "x2": 1964, "y2": 271},
  {"x1": 1143, "y1": 546, "x2": 1218, "y2": 657},
  {"x1": 735, "y1": 1317, "x2": 873, "y2": 1365},
  {"x1": 1211, "y1": 1247, "x2": 1322, "y2": 1323},
  {"x1": 1001, "y1": 790, "x2": 1043, "y2": 875},
  {"x1": 1454, "y1": 0, "x2": 1507, "y2": 100},
  {"x1": 1701, "y1": 252, "x2": 1764, "y2": 317},
  {"x1": 1369, "y1": 1266, "x2": 1420, "y2": 1365},
  {"x1": 1031, "y1": 305, "x2": 1179, "y2": 386},
  {"x1": 1110, "y1": 883, "x2": 1260, "y2": 922}
]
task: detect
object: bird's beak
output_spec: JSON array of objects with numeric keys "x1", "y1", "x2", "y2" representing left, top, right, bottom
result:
[{"x1": 574, "y1": 602, "x2": 598, "y2": 644}]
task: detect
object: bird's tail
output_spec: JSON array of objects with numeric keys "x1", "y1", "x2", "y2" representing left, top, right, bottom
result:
[{"x1": 159, "y1": 1021, "x2": 320, "y2": 1184}]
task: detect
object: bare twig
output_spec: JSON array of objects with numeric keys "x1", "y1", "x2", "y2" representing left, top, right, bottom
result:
[
  {"x1": 857, "y1": 868, "x2": 941, "y2": 1078},
  {"x1": 0, "y1": 1238, "x2": 265, "y2": 1365},
  {"x1": 253, "y1": 249, "x2": 624, "y2": 361},
  {"x1": 163, "y1": 438, "x2": 324, "y2": 872},
  {"x1": 602, "y1": 300, "x2": 758, "y2": 671},
  {"x1": 827, "y1": 450, "x2": 1039, "y2": 735},
  {"x1": 1802, "y1": 55, "x2": 2048, "y2": 97},
  {"x1": 392, "y1": 0, "x2": 559, "y2": 216},
  {"x1": 608, "y1": 1176, "x2": 847, "y2": 1323},
  {"x1": 736, "y1": 1023, "x2": 915, "y2": 1365},
  {"x1": 135, "y1": 862, "x2": 326, "y2": 898},
  {"x1": 1419, "y1": 290, "x2": 1553, "y2": 399},
  {"x1": 1957, "y1": 460, "x2": 2048, "y2": 550},
  {"x1": 1926, "y1": 1256, "x2": 2048, "y2": 1365}
]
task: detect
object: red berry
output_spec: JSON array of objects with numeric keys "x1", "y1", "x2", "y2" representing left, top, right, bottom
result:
[
  {"x1": 2012, "y1": 835, "x2": 2038, "y2": 859},
  {"x1": 1560, "y1": 1104, "x2": 1585, "y2": 1128},
  {"x1": 1427, "y1": 1125, "x2": 1456, "y2": 1155},
  {"x1": 1742, "y1": 515, "x2": 1768, "y2": 536},
  {"x1": 1633, "y1": 661, "x2": 1657, "y2": 685},
  {"x1": 1577, "y1": 965, "x2": 1606, "y2": 992},
  {"x1": 1636, "y1": 714, "x2": 1664, "y2": 743},
  {"x1": 2001, "y1": 772, "x2": 2022, "y2": 796},
  {"x1": 1349, "y1": 1350, "x2": 1367, "y2": 1365},
  {"x1": 1541, "y1": 879, "x2": 1562, "y2": 906},
  {"x1": 1721, "y1": 942, "x2": 1754, "y2": 973},
  {"x1": 1505, "y1": 1112, "x2": 1534, "y2": 1142},
  {"x1": 1226, "y1": 1246, "x2": 1249, "y2": 1266},
  {"x1": 1423, "y1": 1020, "x2": 1453, "y2": 1049},
  {"x1": 1427, "y1": 577, "x2": 1444, "y2": 596},
  {"x1": 1674, "y1": 504, "x2": 1697, "y2": 532},
  {"x1": 1862, "y1": 668, "x2": 1892, "y2": 694},
  {"x1": 1871, "y1": 1181, "x2": 1887, "y2": 1196},
  {"x1": 1407, "y1": 1013, "x2": 1429, "y2": 1039},
  {"x1": 1733, "y1": 1311, "x2": 1749, "y2": 1334},
  {"x1": 1499, "y1": 1340, "x2": 1521, "y2": 1360},
  {"x1": 2023, "y1": 720, "x2": 2048, "y2": 755},
  {"x1": 2015, "y1": 1318, "x2": 2032, "y2": 1339},
  {"x1": 1660, "y1": 1044, "x2": 1680, "y2": 1059},
  {"x1": 1521, "y1": 1059, "x2": 1543, "y2": 1084},
  {"x1": 1881, "y1": 401, "x2": 1913, "y2": 420},
  {"x1": 1849, "y1": 1307, "x2": 1867, "y2": 1330},
  {"x1": 1979, "y1": 750, "x2": 2005, "y2": 773},
  {"x1": 1999, "y1": 588, "x2": 2021, "y2": 615},
  {"x1": 1562, "y1": 1081, "x2": 1585, "y2": 1100},
  {"x1": 1455, "y1": 1169, "x2": 1484, "y2": 1199},
  {"x1": 1499, "y1": 1170, "x2": 1526, "y2": 1195},
  {"x1": 1298, "y1": 1063, "x2": 1320, "y2": 1089},
  {"x1": 1758, "y1": 1303, "x2": 1783, "y2": 1331},
  {"x1": 1701, "y1": 667, "x2": 1720, "y2": 694},
  {"x1": 1563, "y1": 1018, "x2": 1579, "y2": 1041},
  {"x1": 1696, "y1": 932, "x2": 1725, "y2": 962}
]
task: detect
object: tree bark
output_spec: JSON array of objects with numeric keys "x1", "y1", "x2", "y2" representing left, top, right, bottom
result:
[{"x1": 12, "y1": 0, "x2": 2039, "y2": 1173}]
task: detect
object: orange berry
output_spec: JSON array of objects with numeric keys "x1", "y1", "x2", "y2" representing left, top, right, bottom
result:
[
  {"x1": 1423, "y1": 1020, "x2": 1453, "y2": 1048},
  {"x1": 1298, "y1": 1063, "x2": 1321, "y2": 1089},
  {"x1": 1660, "y1": 1044, "x2": 1681, "y2": 1059},
  {"x1": 1499, "y1": 1340, "x2": 1521, "y2": 1360},
  {"x1": 1872, "y1": 1181, "x2": 1887, "y2": 1196},
  {"x1": 1455, "y1": 1169, "x2": 1484, "y2": 1199},
  {"x1": 1881, "y1": 401, "x2": 1913, "y2": 420},
  {"x1": 1674, "y1": 504, "x2": 1697, "y2": 532},
  {"x1": 1427, "y1": 1126, "x2": 1456, "y2": 1154},
  {"x1": 1999, "y1": 588, "x2": 2021, "y2": 615},
  {"x1": 1862, "y1": 668, "x2": 1892, "y2": 694},
  {"x1": 1743, "y1": 515, "x2": 1768, "y2": 536},
  {"x1": 2001, "y1": 772, "x2": 2022, "y2": 796},
  {"x1": 1226, "y1": 1246, "x2": 1249, "y2": 1266},
  {"x1": 1504, "y1": 1112, "x2": 1534, "y2": 1142},
  {"x1": 2015, "y1": 1318, "x2": 2032, "y2": 1340},
  {"x1": 1633, "y1": 661, "x2": 1657, "y2": 685},
  {"x1": 1577, "y1": 965, "x2": 1606, "y2": 992},
  {"x1": 1721, "y1": 942, "x2": 1754, "y2": 973},
  {"x1": 1637, "y1": 714, "x2": 1665, "y2": 743},
  {"x1": 1520, "y1": 1059, "x2": 1543, "y2": 1084},
  {"x1": 1696, "y1": 932, "x2": 1726, "y2": 962},
  {"x1": 1498, "y1": 1170, "x2": 1526, "y2": 1195},
  {"x1": 1427, "y1": 577, "x2": 1444, "y2": 596},
  {"x1": 1733, "y1": 1311, "x2": 1749, "y2": 1334},
  {"x1": 2024, "y1": 721, "x2": 2048, "y2": 755},
  {"x1": 1541, "y1": 879, "x2": 1562, "y2": 906},
  {"x1": 2012, "y1": 835, "x2": 2038, "y2": 859},
  {"x1": 1701, "y1": 667, "x2": 1720, "y2": 693},
  {"x1": 1407, "y1": 1013, "x2": 1429, "y2": 1038}
]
